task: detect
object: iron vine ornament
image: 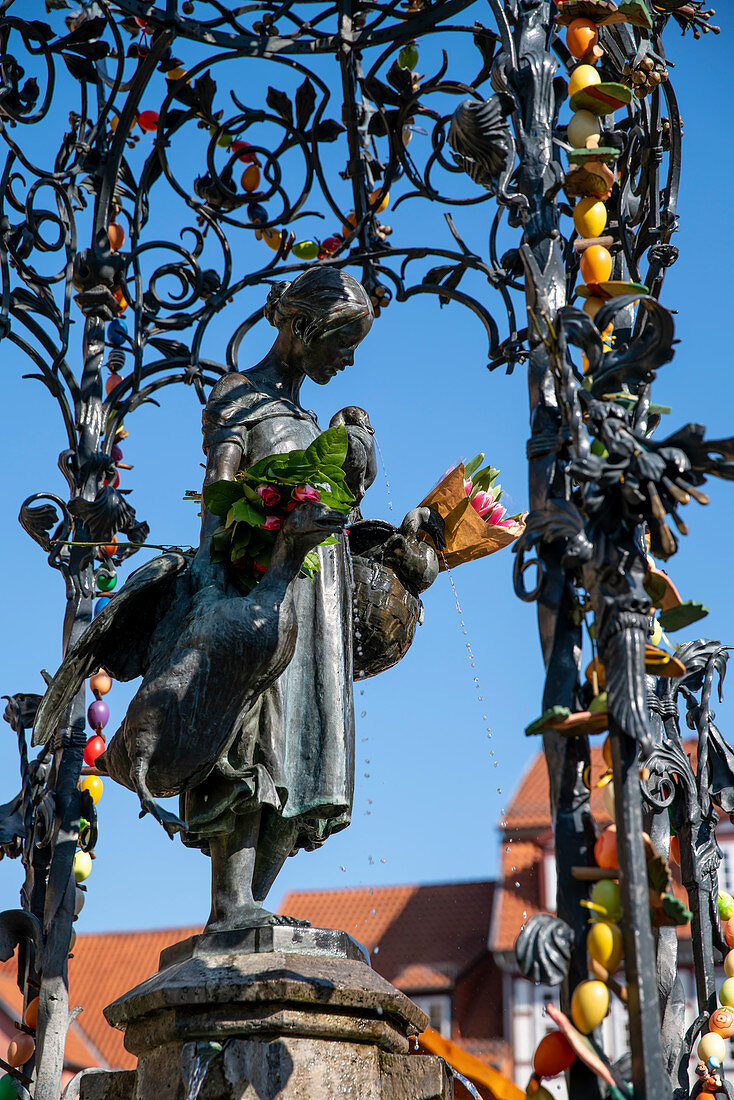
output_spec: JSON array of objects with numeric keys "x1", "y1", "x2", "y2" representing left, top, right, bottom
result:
[{"x1": 0, "y1": 0, "x2": 731, "y2": 1099}]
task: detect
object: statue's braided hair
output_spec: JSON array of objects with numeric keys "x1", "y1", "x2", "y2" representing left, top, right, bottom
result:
[{"x1": 264, "y1": 268, "x2": 373, "y2": 344}]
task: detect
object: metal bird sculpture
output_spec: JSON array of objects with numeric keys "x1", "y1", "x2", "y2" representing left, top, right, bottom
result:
[{"x1": 33, "y1": 502, "x2": 348, "y2": 837}]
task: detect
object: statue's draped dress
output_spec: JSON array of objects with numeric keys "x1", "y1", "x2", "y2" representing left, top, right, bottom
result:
[{"x1": 181, "y1": 372, "x2": 354, "y2": 855}]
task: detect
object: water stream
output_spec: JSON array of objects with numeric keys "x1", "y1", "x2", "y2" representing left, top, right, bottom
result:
[{"x1": 452, "y1": 1069, "x2": 484, "y2": 1100}]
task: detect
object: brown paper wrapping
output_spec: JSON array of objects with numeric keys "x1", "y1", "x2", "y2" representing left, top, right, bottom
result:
[{"x1": 419, "y1": 463, "x2": 526, "y2": 571}]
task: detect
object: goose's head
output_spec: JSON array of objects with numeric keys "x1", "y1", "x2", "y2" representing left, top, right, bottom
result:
[{"x1": 282, "y1": 500, "x2": 348, "y2": 555}]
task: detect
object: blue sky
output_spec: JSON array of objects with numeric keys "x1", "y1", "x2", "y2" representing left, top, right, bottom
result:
[{"x1": 0, "y1": 9, "x2": 731, "y2": 935}]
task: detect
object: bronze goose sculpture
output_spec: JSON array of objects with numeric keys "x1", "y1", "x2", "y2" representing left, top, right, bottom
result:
[{"x1": 32, "y1": 501, "x2": 348, "y2": 837}]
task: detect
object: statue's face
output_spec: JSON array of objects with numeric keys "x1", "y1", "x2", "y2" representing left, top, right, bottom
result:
[{"x1": 301, "y1": 313, "x2": 373, "y2": 385}]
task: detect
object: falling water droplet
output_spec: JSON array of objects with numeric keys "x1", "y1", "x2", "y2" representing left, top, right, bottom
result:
[
  {"x1": 373, "y1": 945, "x2": 380, "y2": 954},
  {"x1": 360, "y1": 710, "x2": 367, "y2": 718},
  {"x1": 340, "y1": 865, "x2": 346, "y2": 872},
  {"x1": 374, "y1": 435, "x2": 394, "y2": 510}
]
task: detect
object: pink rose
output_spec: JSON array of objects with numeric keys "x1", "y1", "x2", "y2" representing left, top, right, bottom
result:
[
  {"x1": 469, "y1": 490, "x2": 494, "y2": 518},
  {"x1": 257, "y1": 485, "x2": 281, "y2": 506},
  {"x1": 286, "y1": 500, "x2": 297, "y2": 511},
  {"x1": 262, "y1": 515, "x2": 283, "y2": 531},
  {"x1": 293, "y1": 484, "x2": 320, "y2": 502}
]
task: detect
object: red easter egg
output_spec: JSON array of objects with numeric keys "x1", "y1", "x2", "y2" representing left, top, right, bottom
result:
[
  {"x1": 84, "y1": 735, "x2": 106, "y2": 767},
  {"x1": 108, "y1": 223, "x2": 125, "y2": 252},
  {"x1": 138, "y1": 110, "x2": 159, "y2": 133},
  {"x1": 533, "y1": 1031, "x2": 576, "y2": 1078},
  {"x1": 106, "y1": 374, "x2": 123, "y2": 396}
]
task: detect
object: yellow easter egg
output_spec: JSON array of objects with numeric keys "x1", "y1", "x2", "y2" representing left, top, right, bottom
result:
[
  {"x1": 80, "y1": 775, "x2": 103, "y2": 804},
  {"x1": 568, "y1": 65, "x2": 601, "y2": 100},
  {"x1": 698, "y1": 1032, "x2": 726, "y2": 1064},
  {"x1": 719, "y1": 978, "x2": 734, "y2": 1007},
  {"x1": 574, "y1": 197, "x2": 607, "y2": 239},
  {"x1": 571, "y1": 980, "x2": 609, "y2": 1034},
  {"x1": 568, "y1": 110, "x2": 601, "y2": 150},
  {"x1": 587, "y1": 920, "x2": 623, "y2": 974},
  {"x1": 725, "y1": 951, "x2": 734, "y2": 978},
  {"x1": 73, "y1": 851, "x2": 92, "y2": 883}
]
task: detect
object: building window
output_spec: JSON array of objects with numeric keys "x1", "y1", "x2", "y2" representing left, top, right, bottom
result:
[
  {"x1": 543, "y1": 854, "x2": 557, "y2": 912},
  {"x1": 413, "y1": 994, "x2": 451, "y2": 1038}
]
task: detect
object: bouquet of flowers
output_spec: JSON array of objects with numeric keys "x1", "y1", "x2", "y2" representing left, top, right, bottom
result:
[
  {"x1": 419, "y1": 453, "x2": 525, "y2": 570},
  {"x1": 202, "y1": 425, "x2": 354, "y2": 592}
]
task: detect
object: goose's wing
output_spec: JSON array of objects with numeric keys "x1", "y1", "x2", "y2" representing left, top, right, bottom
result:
[{"x1": 32, "y1": 553, "x2": 188, "y2": 747}]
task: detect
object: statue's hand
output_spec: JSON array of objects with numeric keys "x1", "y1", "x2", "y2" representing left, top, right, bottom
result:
[{"x1": 329, "y1": 407, "x2": 377, "y2": 504}]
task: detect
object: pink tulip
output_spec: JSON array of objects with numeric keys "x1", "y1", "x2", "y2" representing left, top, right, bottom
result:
[
  {"x1": 262, "y1": 515, "x2": 282, "y2": 531},
  {"x1": 469, "y1": 490, "x2": 494, "y2": 517},
  {"x1": 464, "y1": 479, "x2": 473, "y2": 496},
  {"x1": 485, "y1": 503, "x2": 506, "y2": 526},
  {"x1": 293, "y1": 484, "x2": 320, "y2": 502},
  {"x1": 257, "y1": 485, "x2": 281, "y2": 506}
]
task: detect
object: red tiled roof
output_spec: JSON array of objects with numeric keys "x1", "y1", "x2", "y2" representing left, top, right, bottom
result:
[
  {"x1": 0, "y1": 964, "x2": 104, "y2": 1070},
  {"x1": 391, "y1": 964, "x2": 453, "y2": 992},
  {"x1": 280, "y1": 881, "x2": 495, "y2": 990},
  {"x1": 65, "y1": 927, "x2": 201, "y2": 1068},
  {"x1": 506, "y1": 745, "x2": 613, "y2": 831}
]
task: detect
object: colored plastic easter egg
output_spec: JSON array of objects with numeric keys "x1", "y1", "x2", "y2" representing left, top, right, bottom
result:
[
  {"x1": 106, "y1": 373, "x2": 123, "y2": 396},
  {"x1": 23, "y1": 996, "x2": 39, "y2": 1029},
  {"x1": 719, "y1": 892, "x2": 734, "y2": 920},
  {"x1": 724, "y1": 919, "x2": 734, "y2": 949},
  {"x1": 247, "y1": 202, "x2": 267, "y2": 225},
  {"x1": 96, "y1": 571, "x2": 117, "y2": 592},
  {"x1": 580, "y1": 244, "x2": 613, "y2": 285},
  {"x1": 0, "y1": 1077, "x2": 20, "y2": 1100},
  {"x1": 583, "y1": 296, "x2": 605, "y2": 321},
  {"x1": 591, "y1": 879, "x2": 621, "y2": 921},
  {"x1": 74, "y1": 887, "x2": 86, "y2": 917},
  {"x1": 568, "y1": 110, "x2": 600, "y2": 150},
  {"x1": 526, "y1": 1088, "x2": 554, "y2": 1100},
  {"x1": 241, "y1": 165, "x2": 261, "y2": 192},
  {"x1": 571, "y1": 980, "x2": 609, "y2": 1034},
  {"x1": 650, "y1": 619, "x2": 663, "y2": 646},
  {"x1": 725, "y1": 952, "x2": 734, "y2": 979},
  {"x1": 73, "y1": 851, "x2": 92, "y2": 884},
  {"x1": 698, "y1": 1033, "x2": 726, "y2": 1064},
  {"x1": 602, "y1": 780, "x2": 615, "y2": 821},
  {"x1": 532, "y1": 1030, "x2": 575, "y2": 1078},
  {"x1": 369, "y1": 188, "x2": 390, "y2": 213},
  {"x1": 107, "y1": 318, "x2": 128, "y2": 347},
  {"x1": 84, "y1": 735, "x2": 106, "y2": 767},
  {"x1": 574, "y1": 197, "x2": 607, "y2": 239},
  {"x1": 568, "y1": 65, "x2": 601, "y2": 100},
  {"x1": 90, "y1": 670, "x2": 112, "y2": 695},
  {"x1": 594, "y1": 826, "x2": 617, "y2": 870},
  {"x1": 567, "y1": 18, "x2": 598, "y2": 59},
  {"x1": 94, "y1": 597, "x2": 111, "y2": 617},
  {"x1": 587, "y1": 920, "x2": 623, "y2": 973},
  {"x1": 138, "y1": 110, "x2": 159, "y2": 132},
  {"x1": 88, "y1": 699, "x2": 109, "y2": 729},
  {"x1": 719, "y1": 977, "x2": 734, "y2": 1006},
  {"x1": 262, "y1": 228, "x2": 284, "y2": 251},
  {"x1": 602, "y1": 735, "x2": 612, "y2": 769},
  {"x1": 709, "y1": 1007, "x2": 734, "y2": 1038},
  {"x1": 292, "y1": 240, "x2": 319, "y2": 260},
  {"x1": 588, "y1": 691, "x2": 607, "y2": 713},
  {"x1": 102, "y1": 537, "x2": 117, "y2": 558},
  {"x1": 398, "y1": 43, "x2": 419, "y2": 71},
  {"x1": 321, "y1": 235, "x2": 342, "y2": 255},
  {"x1": 108, "y1": 223, "x2": 125, "y2": 252},
  {"x1": 81, "y1": 775, "x2": 103, "y2": 804},
  {"x1": 7, "y1": 1034, "x2": 34, "y2": 1068}
]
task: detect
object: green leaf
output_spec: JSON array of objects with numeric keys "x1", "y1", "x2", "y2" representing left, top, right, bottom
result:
[
  {"x1": 231, "y1": 499, "x2": 266, "y2": 526},
  {"x1": 464, "y1": 453, "x2": 485, "y2": 480},
  {"x1": 659, "y1": 601, "x2": 709, "y2": 633},
  {"x1": 300, "y1": 548, "x2": 321, "y2": 580},
  {"x1": 471, "y1": 467, "x2": 500, "y2": 493},
  {"x1": 203, "y1": 480, "x2": 244, "y2": 517},
  {"x1": 303, "y1": 425, "x2": 348, "y2": 470},
  {"x1": 647, "y1": 852, "x2": 672, "y2": 895}
]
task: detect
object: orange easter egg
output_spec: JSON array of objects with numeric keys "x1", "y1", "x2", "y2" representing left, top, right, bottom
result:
[
  {"x1": 710, "y1": 1007, "x2": 734, "y2": 1038},
  {"x1": 580, "y1": 244, "x2": 613, "y2": 285},
  {"x1": 567, "y1": 19, "x2": 598, "y2": 60},
  {"x1": 7, "y1": 1033, "x2": 34, "y2": 1068}
]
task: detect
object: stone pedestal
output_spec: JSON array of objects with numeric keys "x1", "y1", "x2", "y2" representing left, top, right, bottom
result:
[{"x1": 80, "y1": 927, "x2": 453, "y2": 1100}]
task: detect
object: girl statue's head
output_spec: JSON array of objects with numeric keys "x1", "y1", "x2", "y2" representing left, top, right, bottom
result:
[{"x1": 264, "y1": 268, "x2": 374, "y2": 384}]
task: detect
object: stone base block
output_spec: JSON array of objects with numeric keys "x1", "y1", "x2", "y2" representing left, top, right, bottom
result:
[{"x1": 95, "y1": 927, "x2": 453, "y2": 1100}]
